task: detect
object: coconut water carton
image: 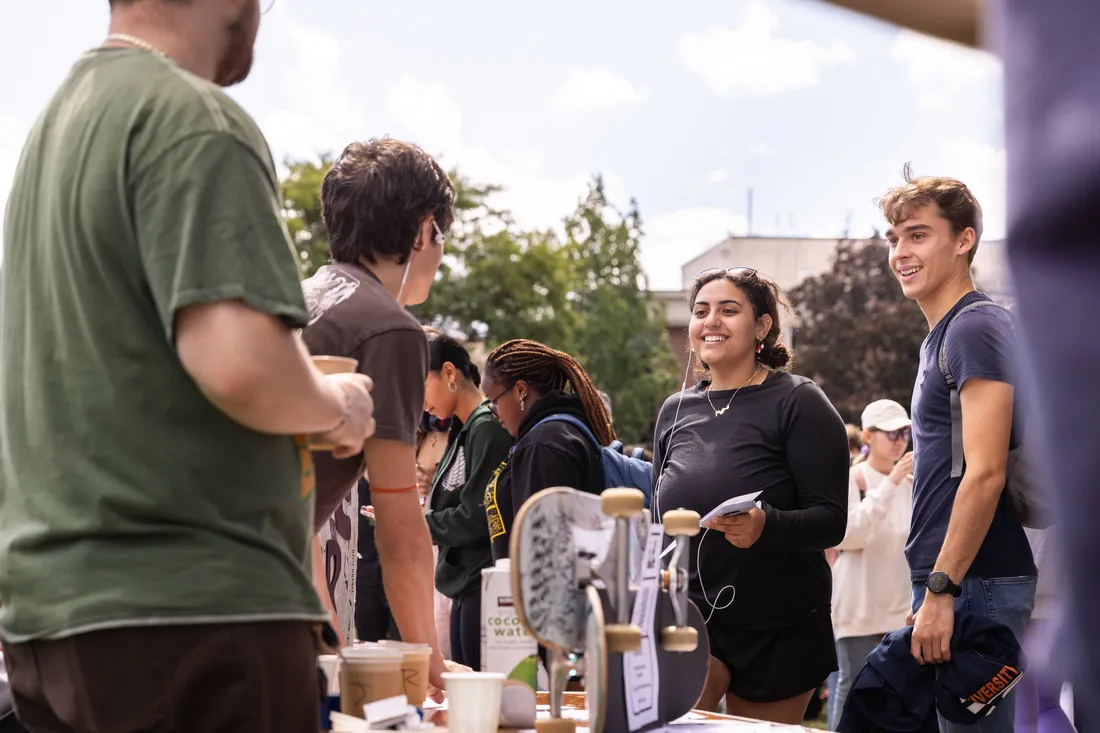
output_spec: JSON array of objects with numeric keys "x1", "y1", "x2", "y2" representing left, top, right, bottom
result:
[
  {"x1": 481, "y1": 558, "x2": 539, "y2": 728},
  {"x1": 480, "y1": 558, "x2": 538, "y2": 686}
]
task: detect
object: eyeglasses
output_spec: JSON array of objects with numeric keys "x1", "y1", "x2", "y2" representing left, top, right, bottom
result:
[
  {"x1": 873, "y1": 427, "x2": 911, "y2": 442},
  {"x1": 486, "y1": 384, "x2": 515, "y2": 418},
  {"x1": 696, "y1": 267, "x2": 759, "y2": 281}
]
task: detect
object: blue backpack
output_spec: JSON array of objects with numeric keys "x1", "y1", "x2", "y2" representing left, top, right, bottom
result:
[{"x1": 531, "y1": 414, "x2": 654, "y2": 507}]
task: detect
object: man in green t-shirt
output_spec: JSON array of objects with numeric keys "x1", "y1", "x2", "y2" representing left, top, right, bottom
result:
[{"x1": 0, "y1": 1, "x2": 376, "y2": 730}]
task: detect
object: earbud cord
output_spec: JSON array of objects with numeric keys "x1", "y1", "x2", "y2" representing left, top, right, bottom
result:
[{"x1": 653, "y1": 350, "x2": 737, "y2": 623}]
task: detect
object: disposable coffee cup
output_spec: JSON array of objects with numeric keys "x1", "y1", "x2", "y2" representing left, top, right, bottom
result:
[
  {"x1": 310, "y1": 356, "x2": 360, "y2": 451},
  {"x1": 378, "y1": 641, "x2": 432, "y2": 707},
  {"x1": 338, "y1": 647, "x2": 404, "y2": 719},
  {"x1": 313, "y1": 355, "x2": 360, "y2": 375},
  {"x1": 443, "y1": 672, "x2": 505, "y2": 733}
]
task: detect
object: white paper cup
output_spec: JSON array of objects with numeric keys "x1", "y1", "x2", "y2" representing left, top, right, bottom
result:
[
  {"x1": 443, "y1": 672, "x2": 505, "y2": 733},
  {"x1": 318, "y1": 654, "x2": 341, "y2": 695}
]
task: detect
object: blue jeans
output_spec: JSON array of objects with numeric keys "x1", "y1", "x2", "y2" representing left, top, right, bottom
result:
[
  {"x1": 830, "y1": 634, "x2": 885, "y2": 730},
  {"x1": 826, "y1": 668, "x2": 838, "y2": 729},
  {"x1": 912, "y1": 575, "x2": 1037, "y2": 733}
]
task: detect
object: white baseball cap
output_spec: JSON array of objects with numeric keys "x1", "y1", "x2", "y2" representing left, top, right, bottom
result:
[{"x1": 861, "y1": 399, "x2": 911, "y2": 432}]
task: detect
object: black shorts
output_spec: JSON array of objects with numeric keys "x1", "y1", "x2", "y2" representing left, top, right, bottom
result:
[{"x1": 708, "y1": 614, "x2": 838, "y2": 704}]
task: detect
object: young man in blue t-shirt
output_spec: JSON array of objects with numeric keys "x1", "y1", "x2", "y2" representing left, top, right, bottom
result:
[{"x1": 880, "y1": 169, "x2": 1036, "y2": 732}]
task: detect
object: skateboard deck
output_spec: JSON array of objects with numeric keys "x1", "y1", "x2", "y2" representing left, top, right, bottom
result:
[
  {"x1": 583, "y1": 585, "x2": 710, "y2": 731},
  {"x1": 510, "y1": 486, "x2": 649, "y2": 653},
  {"x1": 583, "y1": 584, "x2": 607, "y2": 733}
]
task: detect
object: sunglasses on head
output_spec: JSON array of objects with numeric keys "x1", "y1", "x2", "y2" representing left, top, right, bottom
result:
[
  {"x1": 696, "y1": 267, "x2": 759, "y2": 281},
  {"x1": 874, "y1": 427, "x2": 911, "y2": 442}
]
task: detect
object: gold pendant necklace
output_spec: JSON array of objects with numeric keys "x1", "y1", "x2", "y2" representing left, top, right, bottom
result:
[{"x1": 706, "y1": 365, "x2": 760, "y2": 417}]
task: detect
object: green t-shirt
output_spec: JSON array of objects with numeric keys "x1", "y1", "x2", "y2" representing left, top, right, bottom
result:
[{"x1": 0, "y1": 48, "x2": 326, "y2": 641}]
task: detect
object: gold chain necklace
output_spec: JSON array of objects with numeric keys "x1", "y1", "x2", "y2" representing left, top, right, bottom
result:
[
  {"x1": 104, "y1": 34, "x2": 168, "y2": 59},
  {"x1": 706, "y1": 366, "x2": 760, "y2": 417}
]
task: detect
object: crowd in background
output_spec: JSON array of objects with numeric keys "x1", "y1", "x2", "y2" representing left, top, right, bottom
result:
[{"x1": 0, "y1": 2, "x2": 1079, "y2": 732}]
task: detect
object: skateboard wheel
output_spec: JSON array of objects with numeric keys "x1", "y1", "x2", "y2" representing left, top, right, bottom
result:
[
  {"x1": 601, "y1": 488, "x2": 645, "y2": 518},
  {"x1": 660, "y1": 625, "x2": 699, "y2": 652},
  {"x1": 536, "y1": 719, "x2": 577, "y2": 733},
  {"x1": 662, "y1": 509, "x2": 701, "y2": 537},
  {"x1": 605, "y1": 623, "x2": 644, "y2": 652}
]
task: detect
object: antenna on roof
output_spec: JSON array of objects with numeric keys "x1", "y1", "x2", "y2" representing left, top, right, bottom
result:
[{"x1": 747, "y1": 188, "x2": 754, "y2": 237}]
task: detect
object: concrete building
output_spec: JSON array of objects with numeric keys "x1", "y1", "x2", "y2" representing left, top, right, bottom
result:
[{"x1": 653, "y1": 235, "x2": 1013, "y2": 382}]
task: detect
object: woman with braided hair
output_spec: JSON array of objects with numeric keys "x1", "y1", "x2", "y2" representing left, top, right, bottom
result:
[{"x1": 480, "y1": 339, "x2": 613, "y2": 560}]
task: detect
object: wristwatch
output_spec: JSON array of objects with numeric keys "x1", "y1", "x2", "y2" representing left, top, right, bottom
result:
[{"x1": 925, "y1": 571, "x2": 962, "y2": 597}]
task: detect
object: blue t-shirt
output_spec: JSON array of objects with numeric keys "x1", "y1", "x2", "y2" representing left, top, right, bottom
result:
[{"x1": 907, "y1": 291, "x2": 1036, "y2": 582}]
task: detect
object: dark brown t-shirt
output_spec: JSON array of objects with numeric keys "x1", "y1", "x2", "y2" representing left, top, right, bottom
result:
[{"x1": 301, "y1": 262, "x2": 428, "y2": 525}]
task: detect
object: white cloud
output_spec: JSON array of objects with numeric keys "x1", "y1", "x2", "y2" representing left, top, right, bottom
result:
[
  {"x1": 678, "y1": 0, "x2": 855, "y2": 97},
  {"x1": 258, "y1": 10, "x2": 367, "y2": 163},
  {"x1": 939, "y1": 140, "x2": 1006, "y2": 240},
  {"x1": 384, "y1": 76, "x2": 465, "y2": 157},
  {"x1": 553, "y1": 69, "x2": 649, "y2": 120},
  {"x1": 747, "y1": 142, "x2": 776, "y2": 157},
  {"x1": 642, "y1": 206, "x2": 749, "y2": 290},
  {"x1": 384, "y1": 75, "x2": 633, "y2": 238},
  {"x1": 704, "y1": 169, "x2": 730, "y2": 185},
  {"x1": 260, "y1": 9, "x2": 618, "y2": 243},
  {"x1": 891, "y1": 30, "x2": 1001, "y2": 110}
]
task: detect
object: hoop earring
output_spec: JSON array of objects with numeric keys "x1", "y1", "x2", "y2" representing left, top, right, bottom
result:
[{"x1": 448, "y1": 381, "x2": 457, "y2": 393}]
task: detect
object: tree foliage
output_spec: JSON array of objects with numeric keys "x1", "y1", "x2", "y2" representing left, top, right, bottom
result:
[
  {"x1": 562, "y1": 177, "x2": 679, "y2": 444},
  {"x1": 787, "y1": 236, "x2": 927, "y2": 423},
  {"x1": 281, "y1": 155, "x2": 334, "y2": 278},
  {"x1": 280, "y1": 157, "x2": 678, "y2": 444}
]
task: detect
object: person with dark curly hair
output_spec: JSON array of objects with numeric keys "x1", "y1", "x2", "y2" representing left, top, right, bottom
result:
[
  {"x1": 650, "y1": 267, "x2": 849, "y2": 725},
  {"x1": 480, "y1": 339, "x2": 614, "y2": 561},
  {"x1": 301, "y1": 137, "x2": 455, "y2": 698}
]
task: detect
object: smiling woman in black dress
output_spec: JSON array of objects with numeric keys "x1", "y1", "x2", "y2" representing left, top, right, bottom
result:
[{"x1": 651, "y1": 268, "x2": 849, "y2": 724}]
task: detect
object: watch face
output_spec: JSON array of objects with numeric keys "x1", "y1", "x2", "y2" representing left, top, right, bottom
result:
[{"x1": 928, "y1": 573, "x2": 948, "y2": 593}]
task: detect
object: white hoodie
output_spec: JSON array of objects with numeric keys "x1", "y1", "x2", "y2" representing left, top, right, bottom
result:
[{"x1": 831, "y1": 462, "x2": 913, "y2": 639}]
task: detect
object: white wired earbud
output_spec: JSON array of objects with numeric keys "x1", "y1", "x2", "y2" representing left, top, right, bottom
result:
[
  {"x1": 696, "y1": 528, "x2": 737, "y2": 623},
  {"x1": 653, "y1": 347, "x2": 737, "y2": 624},
  {"x1": 398, "y1": 219, "x2": 444, "y2": 305}
]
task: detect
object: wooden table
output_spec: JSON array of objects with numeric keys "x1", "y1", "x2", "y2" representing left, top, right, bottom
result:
[{"x1": 423, "y1": 692, "x2": 821, "y2": 731}]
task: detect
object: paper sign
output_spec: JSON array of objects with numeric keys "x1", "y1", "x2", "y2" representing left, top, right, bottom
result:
[{"x1": 623, "y1": 523, "x2": 664, "y2": 730}]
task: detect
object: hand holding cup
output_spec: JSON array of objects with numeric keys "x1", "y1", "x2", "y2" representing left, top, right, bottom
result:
[{"x1": 310, "y1": 357, "x2": 376, "y2": 458}]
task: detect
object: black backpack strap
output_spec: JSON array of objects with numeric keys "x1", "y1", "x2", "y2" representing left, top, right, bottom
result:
[{"x1": 937, "y1": 300, "x2": 1006, "y2": 479}]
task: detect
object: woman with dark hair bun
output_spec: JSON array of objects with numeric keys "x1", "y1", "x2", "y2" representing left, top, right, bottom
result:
[
  {"x1": 650, "y1": 267, "x2": 849, "y2": 724},
  {"x1": 421, "y1": 330, "x2": 513, "y2": 671}
]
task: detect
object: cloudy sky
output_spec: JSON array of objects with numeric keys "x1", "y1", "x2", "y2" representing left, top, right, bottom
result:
[{"x1": 1, "y1": 0, "x2": 1004, "y2": 289}]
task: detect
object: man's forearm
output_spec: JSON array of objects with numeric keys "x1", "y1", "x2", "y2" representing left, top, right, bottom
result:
[
  {"x1": 376, "y1": 509, "x2": 439, "y2": 649},
  {"x1": 933, "y1": 472, "x2": 1003, "y2": 581},
  {"x1": 177, "y1": 300, "x2": 346, "y2": 435}
]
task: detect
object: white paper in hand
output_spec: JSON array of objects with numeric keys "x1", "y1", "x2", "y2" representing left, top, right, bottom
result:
[{"x1": 698, "y1": 491, "x2": 762, "y2": 526}]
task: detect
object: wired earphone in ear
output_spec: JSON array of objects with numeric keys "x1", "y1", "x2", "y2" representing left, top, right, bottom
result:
[
  {"x1": 652, "y1": 347, "x2": 736, "y2": 624},
  {"x1": 397, "y1": 219, "x2": 446, "y2": 304}
]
